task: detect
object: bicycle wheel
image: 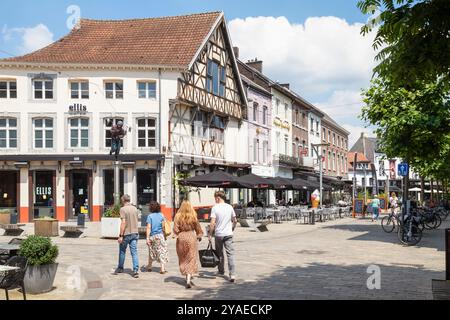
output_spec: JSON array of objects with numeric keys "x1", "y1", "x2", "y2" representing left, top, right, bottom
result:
[
  {"x1": 398, "y1": 224, "x2": 422, "y2": 246},
  {"x1": 435, "y1": 215, "x2": 442, "y2": 229},
  {"x1": 381, "y1": 216, "x2": 395, "y2": 233}
]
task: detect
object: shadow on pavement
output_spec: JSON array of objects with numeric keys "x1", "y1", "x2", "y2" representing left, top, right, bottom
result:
[{"x1": 191, "y1": 262, "x2": 444, "y2": 300}]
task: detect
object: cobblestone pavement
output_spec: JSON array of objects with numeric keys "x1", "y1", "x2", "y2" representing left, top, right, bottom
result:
[{"x1": 1, "y1": 216, "x2": 447, "y2": 300}]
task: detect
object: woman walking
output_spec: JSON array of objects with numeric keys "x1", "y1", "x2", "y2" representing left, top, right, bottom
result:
[
  {"x1": 173, "y1": 200, "x2": 203, "y2": 289},
  {"x1": 146, "y1": 201, "x2": 169, "y2": 274}
]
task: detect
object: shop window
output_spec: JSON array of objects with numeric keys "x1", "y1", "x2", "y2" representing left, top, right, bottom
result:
[
  {"x1": 0, "y1": 118, "x2": 17, "y2": 149},
  {"x1": 69, "y1": 118, "x2": 89, "y2": 148},
  {"x1": 0, "y1": 171, "x2": 17, "y2": 209},
  {"x1": 103, "y1": 169, "x2": 124, "y2": 206},
  {"x1": 33, "y1": 171, "x2": 55, "y2": 219},
  {"x1": 137, "y1": 170, "x2": 157, "y2": 207}
]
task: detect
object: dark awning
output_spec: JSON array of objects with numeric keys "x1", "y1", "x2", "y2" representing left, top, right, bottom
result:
[
  {"x1": 236, "y1": 174, "x2": 271, "y2": 189},
  {"x1": 180, "y1": 171, "x2": 244, "y2": 188}
]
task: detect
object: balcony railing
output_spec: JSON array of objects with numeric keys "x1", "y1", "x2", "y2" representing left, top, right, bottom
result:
[{"x1": 273, "y1": 154, "x2": 315, "y2": 168}]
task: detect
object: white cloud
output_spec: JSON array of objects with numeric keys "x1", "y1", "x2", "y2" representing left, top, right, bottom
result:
[
  {"x1": 342, "y1": 124, "x2": 375, "y2": 149},
  {"x1": 229, "y1": 16, "x2": 377, "y2": 97},
  {"x1": 316, "y1": 90, "x2": 364, "y2": 119},
  {"x1": 2, "y1": 24, "x2": 54, "y2": 55}
]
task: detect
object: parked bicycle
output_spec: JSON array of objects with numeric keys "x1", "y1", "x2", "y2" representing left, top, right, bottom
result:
[
  {"x1": 381, "y1": 212, "x2": 401, "y2": 233},
  {"x1": 398, "y1": 210, "x2": 423, "y2": 246}
]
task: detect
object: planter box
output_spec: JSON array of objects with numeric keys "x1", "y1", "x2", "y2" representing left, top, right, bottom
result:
[
  {"x1": 34, "y1": 219, "x2": 59, "y2": 237},
  {"x1": 0, "y1": 213, "x2": 11, "y2": 225},
  {"x1": 24, "y1": 263, "x2": 59, "y2": 294},
  {"x1": 101, "y1": 217, "x2": 121, "y2": 238}
]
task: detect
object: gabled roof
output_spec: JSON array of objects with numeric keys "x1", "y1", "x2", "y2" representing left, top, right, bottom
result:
[
  {"x1": 350, "y1": 134, "x2": 378, "y2": 164},
  {"x1": 348, "y1": 152, "x2": 370, "y2": 169},
  {"x1": 0, "y1": 12, "x2": 222, "y2": 68}
]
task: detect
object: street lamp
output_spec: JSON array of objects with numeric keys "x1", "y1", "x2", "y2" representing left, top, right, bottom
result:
[{"x1": 312, "y1": 143, "x2": 330, "y2": 208}]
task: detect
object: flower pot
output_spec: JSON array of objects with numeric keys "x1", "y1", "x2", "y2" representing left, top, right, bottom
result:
[
  {"x1": 24, "y1": 263, "x2": 59, "y2": 294},
  {"x1": 101, "y1": 217, "x2": 121, "y2": 238},
  {"x1": 34, "y1": 219, "x2": 59, "y2": 237},
  {"x1": 0, "y1": 213, "x2": 11, "y2": 225}
]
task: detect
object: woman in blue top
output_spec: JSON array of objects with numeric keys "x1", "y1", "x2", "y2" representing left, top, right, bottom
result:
[{"x1": 145, "y1": 201, "x2": 169, "y2": 274}]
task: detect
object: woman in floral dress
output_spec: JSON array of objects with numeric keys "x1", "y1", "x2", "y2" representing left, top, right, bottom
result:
[{"x1": 146, "y1": 201, "x2": 169, "y2": 274}]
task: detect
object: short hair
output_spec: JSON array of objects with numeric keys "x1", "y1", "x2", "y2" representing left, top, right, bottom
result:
[
  {"x1": 149, "y1": 201, "x2": 161, "y2": 213},
  {"x1": 121, "y1": 195, "x2": 131, "y2": 203},
  {"x1": 214, "y1": 191, "x2": 226, "y2": 201}
]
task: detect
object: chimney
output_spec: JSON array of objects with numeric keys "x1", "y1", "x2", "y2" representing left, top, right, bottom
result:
[
  {"x1": 246, "y1": 58, "x2": 263, "y2": 73},
  {"x1": 280, "y1": 83, "x2": 290, "y2": 89},
  {"x1": 233, "y1": 47, "x2": 239, "y2": 59}
]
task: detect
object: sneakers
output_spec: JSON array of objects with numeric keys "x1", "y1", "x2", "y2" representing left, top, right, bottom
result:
[
  {"x1": 132, "y1": 272, "x2": 139, "y2": 278},
  {"x1": 113, "y1": 268, "x2": 123, "y2": 275},
  {"x1": 229, "y1": 275, "x2": 236, "y2": 283}
]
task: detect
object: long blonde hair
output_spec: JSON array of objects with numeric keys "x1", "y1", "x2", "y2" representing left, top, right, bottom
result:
[{"x1": 175, "y1": 200, "x2": 198, "y2": 228}]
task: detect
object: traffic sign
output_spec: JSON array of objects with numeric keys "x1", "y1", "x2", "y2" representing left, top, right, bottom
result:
[{"x1": 398, "y1": 163, "x2": 409, "y2": 177}]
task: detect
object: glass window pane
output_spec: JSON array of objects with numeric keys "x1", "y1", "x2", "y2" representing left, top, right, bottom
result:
[
  {"x1": 80, "y1": 119, "x2": 89, "y2": 127},
  {"x1": 80, "y1": 129, "x2": 88, "y2": 138},
  {"x1": 149, "y1": 139, "x2": 156, "y2": 147},
  {"x1": 34, "y1": 119, "x2": 43, "y2": 127},
  {"x1": 115, "y1": 83, "x2": 123, "y2": 91},
  {"x1": 35, "y1": 130, "x2": 43, "y2": 139},
  {"x1": 45, "y1": 140, "x2": 53, "y2": 148},
  {"x1": 80, "y1": 82, "x2": 88, "y2": 91},
  {"x1": 9, "y1": 139, "x2": 17, "y2": 148},
  {"x1": 105, "y1": 83, "x2": 113, "y2": 90},
  {"x1": 0, "y1": 139, "x2": 7, "y2": 148},
  {"x1": 34, "y1": 90, "x2": 43, "y2": 99},
  {"x1": 138, "y1": 139, "x2": 146, "y2": 147},
  {"x1": 0, "y1": 82, "x2": 6, "y2": 90},
  {"x1": 116, "y1": 91, "x2": 123, "y2": 99},
  {"x1": 35, "y1": 139, "x2": 43, "y2": 148},
  {"x1": 81, "y1": 139, "x2": 88, "y2": 147},
  {"x1": 81, "y1": 90, "x2": 89, "y2": 99},
  {"x1": 34, "y1": 81, "x2": 42, "y2": 90},
  {"x1": 70, "y1": 119, "x2": 78, "y2": 127},
  {"x1": 45, "y1": 119, "x2": 53, "y2": 127},
  {"x1": 45, "y1": 90, "x2": 53, "y2": 99},
  {"x1": 9, "y1": 130, "x2": 17, "y2": 139},
  {"x1": 0, "y1": 119, "x2": 6, "y2": 127},
  {"x1": 70, "y1": 129, "x2": 78, "y2": 138},
  {"x1": 45, "y1": 81, "x2": 53, "y2": 89},
  {"x1": 138, "y1": 119, "x2": 146, "y2": 127},
  {"x1": 71, "y1": 82, "x2": 79, "y2": 91},
  {"x1": 9, "y1": 82, "x2": 16, "y2": 90},
  {"x1": 138, "y1": 90, "x2": 146, "y2": 98},
  {"x1": 71, "y1": 139, "x2": 78, "y2": 147},
  {"x1": 148, "y1": 130, "x2": 155, "y2": 138},
  {"x1": 0, "y1": 90, "x2": 6, "y2": 99},
  {"x1": 138, "y1": 82, "x2": 146, "y2": 91},
  {"x1": 45, "y1": 130, "x2": 53, "y2": 139},
  {"x1": 148, "y1": 119, "x2": 156, "y2": 127},
  {"x1": 71, "y1": 90, "x2": 79, "y2": 99},
  {"x1": 0, "y1": 130, "x2": 5, "y2": 138},
  {"x1": 138, "y1": 130, "x2": 145, "y2": 139},
  {"x1": 106, "y1": 91, "x2": 113, "y2": 99}
]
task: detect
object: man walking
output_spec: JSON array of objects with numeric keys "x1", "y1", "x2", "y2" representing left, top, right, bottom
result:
[
  {"x1": 114, "y1": 195, "x2": 140, "y2": 278},
  {"x1": 208, "y1": 191, "x2": 237, "y2": 283}
]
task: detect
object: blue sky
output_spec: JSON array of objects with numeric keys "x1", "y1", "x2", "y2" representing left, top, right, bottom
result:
[{"x1": 0, "y1": 0, "x2": 376, "y2": 145}]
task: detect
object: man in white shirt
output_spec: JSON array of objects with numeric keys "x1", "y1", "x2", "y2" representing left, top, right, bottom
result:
[{"x1": 208, "y1": 190, "x2": 237, "y2": 282}]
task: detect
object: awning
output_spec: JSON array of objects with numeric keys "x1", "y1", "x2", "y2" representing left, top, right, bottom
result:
[
  {"x1": 180, "y1": 171, "x2": 244, "y2": 188},
  {"x1": 236, "y1": 174, "x2": 271, "y2": 189}
]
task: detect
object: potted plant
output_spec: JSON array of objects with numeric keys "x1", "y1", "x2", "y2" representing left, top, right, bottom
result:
[
  {"x1": 101, "y1": 204, "x2": 121, "y2": 238},
  {"x1": 19, "y1": 236, "x2": 59, "y2": 294},
  {"x1": 0, "y1": 210, "x2": 11, "y2": 225},
  {"x1": 34, "y1": 216, "x2": 59, "y2": 237}
]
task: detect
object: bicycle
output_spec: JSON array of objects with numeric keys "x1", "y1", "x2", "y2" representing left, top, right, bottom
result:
[
  {"x1": 398, "y1": 211, "x2": 423, "y2": 246},
  {"x1": 381, "y1": 212, "x2": 401, "y2": 233}
]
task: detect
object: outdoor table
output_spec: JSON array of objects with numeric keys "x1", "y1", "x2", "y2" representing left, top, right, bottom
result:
[{"x1": 0, "y1": 265, "x2": 20, "y2": 274}]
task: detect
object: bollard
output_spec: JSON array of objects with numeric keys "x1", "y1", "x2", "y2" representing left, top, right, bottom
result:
[
  {"x1": 446, "y1": 229, "x2": 450, "y2": 281},
  {"x1": 309, "y1": 210, "x2": 315, "y2": 225}
]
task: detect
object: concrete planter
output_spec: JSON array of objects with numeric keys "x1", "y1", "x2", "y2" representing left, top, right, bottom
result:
[
  {"x1": 34, "y1": 219, "x2": 59, "y2": 237},
  {"x1": 101, "y1": 217, "x2": 121, "y2": 238},
  {"x1": 24, "y1": 263, "x2": 59, "y2": 294}
]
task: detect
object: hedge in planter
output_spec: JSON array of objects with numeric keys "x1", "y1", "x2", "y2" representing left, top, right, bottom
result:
[{"x1": 19, "y1": 236, "x2": 59, "y2": 294}]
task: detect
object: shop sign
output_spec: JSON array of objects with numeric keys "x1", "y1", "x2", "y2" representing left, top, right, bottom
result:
[
  {"x1": 36, "y1": 186, "x2": 52, "y2": 196},
  {"x1": 143, "y1": 188, "x2": 154, "y2": 194},
  {"x1": 69, "y1": 103, "x2": 87, "y2": 114}
]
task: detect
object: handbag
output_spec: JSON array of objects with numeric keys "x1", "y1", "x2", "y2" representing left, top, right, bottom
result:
[
  {"x1": 162, "y1": 219, "x2": 172, "y2": 239},
  {"x1": 199, "y1": 241, "x2": 220, "y2": 268}
]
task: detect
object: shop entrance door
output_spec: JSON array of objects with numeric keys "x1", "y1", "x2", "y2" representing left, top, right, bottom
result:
[{"x1": 67, "y1": 170, "x2": 92, "y2": 220}]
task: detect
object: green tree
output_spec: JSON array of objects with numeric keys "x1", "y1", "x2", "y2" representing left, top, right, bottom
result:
[{"x1": 358, "y1": 0, "x2": 450, "y2": 87}]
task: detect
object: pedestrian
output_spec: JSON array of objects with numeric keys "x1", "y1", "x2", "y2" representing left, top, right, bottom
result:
[
  {"x1": 145, "y1": 201, "x2": 169, "y2": 274},
  {"x1": 208, "y1": 190, "x2": 237, "y2": 283},
  {"x1": 173, "y1": 200, "x2": 203, "y2": 289},
  {"x1": 371, "y1": 196, "x2": 380, "y2": 222},
  {"x1": 389, "y1": 192, "x2": 399, "y2": 216},
  {"x1": 114, "y1": 195, "x2": 140, "y2": 278}
]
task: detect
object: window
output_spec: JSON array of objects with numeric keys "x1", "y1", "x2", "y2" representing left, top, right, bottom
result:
[
  {"x1": 316, "y1": 121, "x2": 319, "y2": 132},
  {"x1": 263, "y1": 106, "x2": 268, "y2": 125},
  {"x1": 310, "y1": 118, "x2": 314, "y2": 132},
  {"x1": 104, "y1": 118, "x2": 124, "y2": 148},
  {"x1": 206, "y1": 60, "x2": 225, "y2": 97},
  {"x1": 276, "y1": 99, "x2": 280, "y2": 115},
  {"x1": 253, "y1": 103, "x2": 258, "y2": 123},
  {"x1": 302, "y1": 113, "x2": 306, "y2": 127},
  {"x1": 33, "y1": 118, "x2": 53, "y2": 149},
  {"x1": 295, "y1": 110, "x2": 299, "y2": 125},
  {"x1": 276, "y1": 132, "x2": 281, "y2": 154},
  {"x1": 0, "y1": 118, "x2": 17, "y2": 148},
  {"x1": 328, "y1": 130, "x2": 331, "y2": 142},
  {"x1": 69, "y1": 118, "x2": 89, "y2": 148},
  {"x1": 284, "y1": 135, "x2": 288, "y2": 155},
  {"x1": 70, "y1": 81, "x2": 89, "y2": 99},
  {"x1": 137, "y1": 81, "x2": 156, "y2": 99},
  {"x1": 322, "y1": 128, "x2": 326, "y2": 141},
  {"x1": 284, "y1": 103, "x2": 288, "y2": 119},
  {"x1": 137, "y1": 118, "x2": 157, "y2": 148},
  {"x1": 263, "y1": 141, "x2": 268, "y2": 163},
  {"x1": 333, "y1": 133, "x2": 336, "y2": 145},
  {"x1": 33, "y1": 79, "x2": 53, "y2": 100},
  {"x1": 192, "y1": 111, "x2": 209, "y2": 139},
  {"x1": 105, "y1": 81, "x2": 123, "y2": 99},
  {"x1": 0, "y1": 80, "x2": 17, "y2": 99},
  {"x1": 253, "y1": 139, "x2": 259, "y2": 163}
]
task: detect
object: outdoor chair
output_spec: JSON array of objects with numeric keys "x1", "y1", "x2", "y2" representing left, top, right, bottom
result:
[
  {"x1": 0, "y1": 256, "x2": 28, "y2": 300},
  {"x1": 245, "y1": 208, "x2": 255, "y2": 219},
  {"x1": 279, "y1": 207, "x2": 289, "y2": 222},
  {"x1": 288, "y1": 207, "x2": 298, "y2": 221},
  {"x1": 297, "y1": 209, "x2": 310, "y2": 224},
  {"x1": 255, "y1": 207, "x2": 264, "y2": 221}
]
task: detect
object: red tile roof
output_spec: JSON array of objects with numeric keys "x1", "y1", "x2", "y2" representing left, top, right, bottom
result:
[
  {"x1": 1, "y1": 12, "x2": 222, "y2": 67},
  {"x1": 348, "y1": 152, "x2": 370, "y2": 168}
]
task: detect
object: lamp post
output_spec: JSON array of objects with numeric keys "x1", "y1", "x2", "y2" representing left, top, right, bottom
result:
[{"x1": 312, "y1": 143, "x2": 330, "y2": 208}]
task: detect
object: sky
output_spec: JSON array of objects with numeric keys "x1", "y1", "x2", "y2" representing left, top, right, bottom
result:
[{"x1": 0, "y1": 0, "x2": 378, "y2": 146}]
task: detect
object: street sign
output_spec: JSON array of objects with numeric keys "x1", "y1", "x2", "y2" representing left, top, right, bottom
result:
[{"x1": 398, "y1": 163, "x2": 409, "y2": 177}]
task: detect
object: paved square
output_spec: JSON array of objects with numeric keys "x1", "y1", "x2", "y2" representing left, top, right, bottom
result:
[{"x1": 1, "y1": 216, "x2": 447, "y2": 300}]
